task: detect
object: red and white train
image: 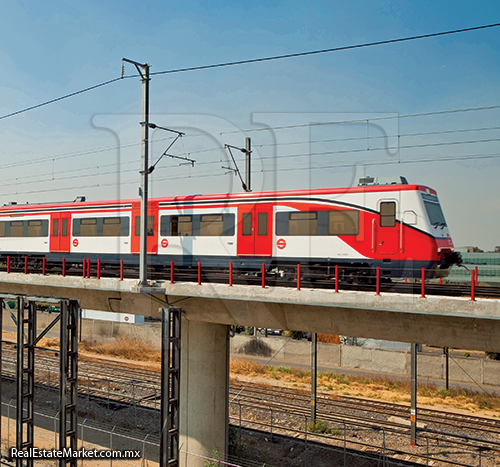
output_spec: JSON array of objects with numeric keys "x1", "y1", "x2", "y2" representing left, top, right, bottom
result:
[{"x1": 0, "y1": 176, "x2": 461, "y2": 280}]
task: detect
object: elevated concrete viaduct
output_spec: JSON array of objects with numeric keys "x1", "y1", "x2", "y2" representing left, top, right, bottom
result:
[{"x1": 1, "y1": 271, "x2": 499, "y2": 466}]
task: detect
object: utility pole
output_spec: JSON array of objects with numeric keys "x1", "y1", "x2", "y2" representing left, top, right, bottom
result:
[
  {"x1": 123, "y1": 58, "x2": 151, "y2": 286},
  {"x1": 410, "y1": 343, "x2": 418, "y2": 445},
  {"x1": 245, "y1": 137, "x2": 251, "y2": 192},
  {"x1": 311, "y1": 332, "x2": 317, "y2": 423}
]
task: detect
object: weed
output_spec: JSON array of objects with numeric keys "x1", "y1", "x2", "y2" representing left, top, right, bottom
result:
[
  {"x1": 332, "y1": 374, "x2": 351, "y2": 385},
  {"x1": 276, "y1": 366, "x2": 292, "y2": 374},
  {"x1": 204, "y1": 448, "x2": 220, "y2": 467},
  {"x1": 436, "y1": 389, "x2": 451, "y2": 398},
  {"x1": 307, "y1": 419, "x2": 342, "y2": 436}
]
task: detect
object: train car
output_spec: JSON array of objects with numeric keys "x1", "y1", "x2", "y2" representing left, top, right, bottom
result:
[{"x1": 0, "y1": 176, "x2": 461, "y2": 281}]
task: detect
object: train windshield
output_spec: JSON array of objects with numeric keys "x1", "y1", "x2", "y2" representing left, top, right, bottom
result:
[{"x1": 424, "y1": 201, "x2": 447, "y2": 227}]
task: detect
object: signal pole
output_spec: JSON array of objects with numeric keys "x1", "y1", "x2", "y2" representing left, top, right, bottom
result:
[
  {"x1": 123, "y1": 58, "x2": 151, "y2": 286},
  {"x1": 245, "y1": 137, "x2": 251, "y2": 192}
]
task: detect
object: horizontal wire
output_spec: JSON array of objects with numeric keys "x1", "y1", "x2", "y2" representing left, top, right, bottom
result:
[
  {"x1": 1, "y1": 23, "x2": 499, "y2": 123},
  {"x1": 268, "y1": 151, "x2": 500, "y2": 173},
  {"x1": 2, "y1": 133, "x2": 499, "y2": 187},
  {"x1": 219, "y1": 104, "x2": 500, "y2": 135},
  {"x1": 151, "y1": 23, "x2": 500, "y2": 77},
  {"x1": 4, "y1": 151, "x2": 500, "y2": 199}
]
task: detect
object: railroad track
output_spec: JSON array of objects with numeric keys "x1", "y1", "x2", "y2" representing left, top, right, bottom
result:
[{"x1": 2, "y1": 343, "x2": 500, "y2": 453}]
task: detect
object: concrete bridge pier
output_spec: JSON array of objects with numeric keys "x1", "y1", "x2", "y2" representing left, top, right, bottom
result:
[{"x1": 179, "y1": 319, "x2": 229, "y2": 467}]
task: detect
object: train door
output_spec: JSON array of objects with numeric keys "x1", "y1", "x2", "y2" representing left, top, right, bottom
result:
[
  {"x1": 376, "y1": 200, "x2": 399, "y2": 255},
  {"x1": 131, "y1": 201, "x2": 159, "y2": 254},
  {"x1": 237, "y1": 204, "x2": 273, "y2": 256},
  {"x1": 50, "y1": 212, "x2": 71, "y2": 252}
]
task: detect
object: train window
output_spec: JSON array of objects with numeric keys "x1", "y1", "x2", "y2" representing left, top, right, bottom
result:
[
  {"x1": 80, "y1": 218, "x2": 98, "y2": 236},
  {"x1": 0, "y1": 220, "x2": 48, "y2": 237},
  {"x1": 199, "y1": 214, "x2": 224, "y2": 236},
  {"x1": 289, "y1": 212, "x2": 318, "y2": 236},
  {"x1": 380, "y1": 202, "x2": 396, "y2": 227},
  {"x1": 9, "y1": 221, "x2": 24, "y2": 237},
  {"x1": 161, "y1": 213, "x2": 234, "y2": 236},
  {"x1": 27, "y1": 220, "x2": 43, "y2": 237},
  {"x1": 62, "y1": 218, "x2": 68, "y2": 237},
  {"x1": 170, "y1": 216, "x2": 193, "y2": 236},
  {"x1": 134, "y1": 216, "x2": 154, "y2": 236},
  {"x1": 52, "y1": 219, "x2": 59, "y2": 237},
  {"x1": 73, "y1": 217, "x2": 129, "y2": 237},
  {"x1": 328, "y1": 210, "x2": 359, "y2": 235},
  {"x1": 242, "y1": 213, "x2": 252, "y2": 236},
  {"x1": 258, "y1": 212, "x2": 268, "y2": 236},
  {"x1": 102, "y1": 218, "x2": 122, "y2": 237},
  {"x1": 424, "y1": 201, "x2": 447, "y2": 227}
]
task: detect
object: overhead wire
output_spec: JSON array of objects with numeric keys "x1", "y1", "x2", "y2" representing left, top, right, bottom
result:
[
  {"x1": 0, "y1": 22, "x2": 499, "y2": 193},
  {"x1": 1, "y1": 23, "x2": 499, "y2": 123},
  {"x1": 3, "y1": 148, "x2": 500, "y2": 198},
  {"x1": 1, "y1": 130, "x2": 499, "y2": 187},
  {"x1": 0, "y1": 77, "x2": 125, "y2": 122},
  {"x1": 150, "y1": 23, "x2": 500, "y2": 77},
  {"x1": 219, "y1": 104, "x2": 500, "y2": 135},
  {"x1": 1, "y1": 114, "x2": 498, "y2": 177}
]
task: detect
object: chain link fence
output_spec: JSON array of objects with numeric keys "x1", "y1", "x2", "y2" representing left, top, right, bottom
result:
[{"x1": 1, "y1": 400, "x2": 159, "y2": 466}]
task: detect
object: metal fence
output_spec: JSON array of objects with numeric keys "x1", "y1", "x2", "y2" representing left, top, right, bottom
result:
[
  {"x1": 1, "y1": 400, "x2": 159, "y2": 466},
  {"x1": 229, "y1": 401, "x2": 500, "y2": 467}
]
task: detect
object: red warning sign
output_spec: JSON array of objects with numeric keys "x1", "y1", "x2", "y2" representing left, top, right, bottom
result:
[
  {"x1": 161, "y1": 238, "x2": 169, "y2": 248},
  {"x1": 277, "y1": 238, "x2": 286, "y2": 250},
  {"x1": 124, "y1": 316, "x2": 129, "y2": 322},
  {"x1": 73, "y1": 239, "x2": 79, "y2": 247}
]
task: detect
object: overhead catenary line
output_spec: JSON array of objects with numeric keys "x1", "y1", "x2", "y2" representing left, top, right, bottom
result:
[
  {"x1": 219, "y1": 104, "x2": 500, "y2": 135},
  {"x1": 150, "y1": 23, "x2": 500, "y2": 77},
  {"x1": 4, "y1": 151, "x2": 500, "y2": 198},
  {"x1": 1, "y1": 105, "x2": 499, "y2": 173},
  {"x1": 1, "y1": 23, "x2": 499, "y2": 122},
  {"x1": 1, "y1": 133, "x2": 498, "y2": 187}
]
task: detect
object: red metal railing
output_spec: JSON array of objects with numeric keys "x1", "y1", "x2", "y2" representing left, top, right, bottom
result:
[
  {"x1": 470, "y1": 269, "x2": 476, "y2": 302},
  {"x1": 421, "y1": 268, "x2": 426, "y2": 298}
]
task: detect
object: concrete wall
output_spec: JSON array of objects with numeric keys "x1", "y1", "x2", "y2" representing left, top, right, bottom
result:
[
  {"x1": 231, "y1": 334, "x2": 500, "y2": 387},
  {"x1": 2, "y1": 311, "x2": 163, "y2": 346}
]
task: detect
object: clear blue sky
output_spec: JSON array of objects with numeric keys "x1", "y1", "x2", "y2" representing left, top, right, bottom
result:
[{"x1": 1, "y1": 0, "x2": 500, "y2": 249}]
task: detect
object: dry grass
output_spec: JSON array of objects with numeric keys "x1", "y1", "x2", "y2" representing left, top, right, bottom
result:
[
  {"x1": 231, "y1": 359, "x2": 500, "y2": 415},
  {"x1": 40, "y1": 336, "x2": 161, "y2": 363},
  {"x1": 317, "y1": 334, "x2": 341, "y2": 344},
  {"x1": 35, "y1": 334, "x2": 500, "y2": 416},
  {"x1": 79, "y1": 337, "x2": 161, "y2": 363}
]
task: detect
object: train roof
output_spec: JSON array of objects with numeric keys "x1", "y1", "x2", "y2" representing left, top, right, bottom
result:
[{"x1": 0, "y1": 183, "x2": 437, "y2": 213}]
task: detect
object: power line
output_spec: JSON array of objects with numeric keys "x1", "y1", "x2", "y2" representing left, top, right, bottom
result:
[
  {"x1": 0, "y1": 77, "x2": 124, "y2": 122},
  {"x1": 256, "y1": 137, "x2": 500, "y2": 162},
  {"x1": 1, "y1": 23, "x2": 499, "y2": 123},
  {"x1": 4, "y1": 149, "x2": 500, "y2": 196},
  {"x1": 251, "y1": 125, "x2": 500, "y2": 149},
  {"x1": 151, "y1": 23, "x2": 500, "y2": 77},
  {"x1": 1, "y1": 131, "x2": 499, "y2": 186},
  {"x1": 267, "y1": 151, "x2": 500, "y2": 173},
  {"x1": 220, "y1": 104, "x2": 500, "y2": 135}
]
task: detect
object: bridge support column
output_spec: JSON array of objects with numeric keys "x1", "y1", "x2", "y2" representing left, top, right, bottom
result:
[{"x1": 179, "y1": 320, "x2": 229, "y2": 467}]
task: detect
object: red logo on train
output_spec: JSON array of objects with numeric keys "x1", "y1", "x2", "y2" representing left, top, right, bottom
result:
[
  {"x1": 73, "y1": 239, "x2": 79, "y2": 247},
  {"x1": 277, "y1": 238, "x2": 286, "y2": 250},
  {"x1": 161, "y1": 239, "x2": 169, "y2": 248}
]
